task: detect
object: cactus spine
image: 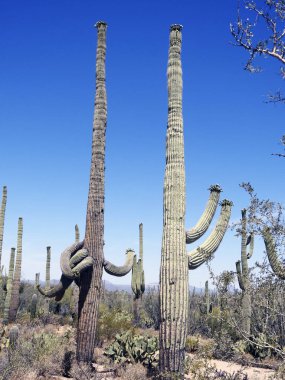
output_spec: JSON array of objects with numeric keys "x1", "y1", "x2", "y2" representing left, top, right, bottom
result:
[
  {"x1": 0, "y1": 186, "x2": 7, "y2": 315},
  {"x1": 235, "y1": 209, "x2": 254, "y2": 335},
  {"x1": 3, "y1": 248, "x2": 15, "y2": 324},
  {"x1": 159, "y1": 25, "x2": 232, "y2": 379},
  {"x1": 131, "y1": 223, "x2": 145, "y2": 323},
  {"x1": 75, "y1": 224, "x2": 80, "y2": 243},
  {"x1": 9, "y1": 218, "x2": 23, "y2": 321}
]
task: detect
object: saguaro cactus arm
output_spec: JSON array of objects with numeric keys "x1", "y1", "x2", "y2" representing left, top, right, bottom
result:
[
  {"x1": 37, "y1": 275, "x2": 73, "y2": 301},
  {"x1": 188, "y1": 200, "x2": 233, "y2": 269},
  {"x1": 263, "y1": 227, "x2": 285, "y2": 280},
  {"x1": 37, "y1": 242, "x2": 93, "y2": 300},
  {"x1": 103, "y1": 249, "x2": 134, "y2": 276},
  {"x1": 186, "y1": 185, "x2": 222, "y2": 244}
]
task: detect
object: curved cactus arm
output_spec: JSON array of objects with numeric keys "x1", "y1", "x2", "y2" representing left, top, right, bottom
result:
[
  {"x1": 246, "y1": 233, "x2": 254, "y2": 259},
  {"x1": 60, "y1": 241, "x2": 84, "y2": 279},
  {"x1": 263, "y1": 227, "x2": 285, "y2": 280},
  {"x1": 70, "y1": 248, "x2": 89, "y2": 268},
  {"x1": 72, "y1": 256, "x2": 94, "y2": 278},
  {"x1": 236, "y1": 260, "x2": 245, "y2": 290},
  {"x1": 103, "y1": 249, "x2": 134, "y2": 277},
  {"x1": 37, "y1": 274, "x2": 73, "y2": 300},
  {"x1": 188, "y1": 200, "x2": 233, "y2": 270},
  {"x1": 186, "y1": 185, "x2": 222, "y2": 244}
]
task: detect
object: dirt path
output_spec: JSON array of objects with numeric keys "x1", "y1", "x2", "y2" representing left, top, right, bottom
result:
[{"x1": 185, "y1": 354, "x2": 276, "y2": 379}]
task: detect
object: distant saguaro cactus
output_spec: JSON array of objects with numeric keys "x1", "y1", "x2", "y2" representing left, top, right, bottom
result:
[
  {"x1": 30, "y1": 293, "x2": 38, "y2": 319},
  {"x1": 45, "y1": 246, "x2": 51, "y2": 290},
  {"x1": 35, "y1": 273, "x2": 40, "y2": 289},
  {"x1": 199, "y1": 281, "x2": 212, "y2": 315},
  {"x1": 3, "y1": 248, "x2": 15, "y2": 324},
  {"x1": 75, "y1": 225, "x2": 80, "y2": 243},
  {"x1": 0, "y1": 186, "x2": 7, "y2": 315},
  {"x1": 236, "y1": 209, "x2": 254, "y2": 335},
  {"x1": 159, "y1": 25, "x2": 232, "y2": 379},
  {"x1": 37, "y1": 22, "x2": 135, "y2": 364},
  {"x1": 131, "y1": 224, "x2": 145, "y2": 323},
  {"x1": 263, "y1": 227, "x2": 285, "y2": 279},
  {"x1": 9, "y1": 218, "x2": 23, "y2": 321}
]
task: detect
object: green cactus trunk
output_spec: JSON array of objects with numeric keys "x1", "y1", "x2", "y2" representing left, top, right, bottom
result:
[
  {"x1": 159, "y1": 25, "x2": 188, "y2": 379},
  {"x1": 30, "y1": 293, "x2": 37, "y2": 319},
  {"x1": 44, "y1": 246, "x2": 51, "y2": 313},
  {"x1": 0, "y1": 186, "x2": 7, "y2": 316},
  {"x1": 159, "y1": 26, "x2": 232, "y2": 379},
  {"x1": 131, "y1": 224, "x2": 145, "y2": 324},
  {"x1": 3, "y1": 248, "x2": 15, "y2": 324},
  {"x1": 236, "y1": 209, "x2": 252, "y2": 336},
  {"x1": 9, "y1": 218, "x2": 23, "y2": 321},
  {"x1": 35, "y1": 273, "x2": 40, "y2": 289},
  {"x1": 76, "y1": 21, "x2": 107, "y2": 363}
]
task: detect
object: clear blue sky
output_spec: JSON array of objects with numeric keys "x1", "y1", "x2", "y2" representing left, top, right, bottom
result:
[{"x1": 0, "y1": 0, "x2": 284, "y2": 288}]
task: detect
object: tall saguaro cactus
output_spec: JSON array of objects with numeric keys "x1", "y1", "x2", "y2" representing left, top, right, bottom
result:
[
  {"x1": 9, "y1": 218, "x2": 23, "y2": 321},
  {"x1": 159, "y1": 25, "x2": 232, "y2": 379},
  {"x1": 0, "y1": 186, "x2": 7, "y2": 314},
  {"x1": 37, "y1": 22, "x2": 134, "y2": 364},
  {"x1": 235, "y1": 209, "x2": 254, "y2": 335},
  {"x1": 3, "y1": 248, "x2": 15, "y2": 324}
]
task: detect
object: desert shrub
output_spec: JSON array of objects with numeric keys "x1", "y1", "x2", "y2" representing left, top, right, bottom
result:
[
  {"x1": 0, "y1": 326, "x2": 75, "y2": 380},
  {"x1": 185, "y1": 335, "x2": 200, "y2": 353},
  {"x1": 96, "y1": 305, "x2": 133, "y2": 345}
]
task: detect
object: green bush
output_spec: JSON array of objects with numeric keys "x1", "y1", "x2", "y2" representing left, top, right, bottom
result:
[{"x1": 96, "y1": 305, "x2": 133, "y2": 345}]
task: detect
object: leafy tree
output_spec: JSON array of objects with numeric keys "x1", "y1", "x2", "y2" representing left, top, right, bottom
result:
[{"x1": 230, "y1": 0, "x2": 285, "y2": 156}]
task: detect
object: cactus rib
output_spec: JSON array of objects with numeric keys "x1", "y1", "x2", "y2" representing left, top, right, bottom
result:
[
  {"x1": 188, "y1": 200, "x2": 232, "y2": 269},
  {"x1": 103, "y1": 249, "x2": 134, "y2": 276},
  {"x1": 186, "y1": 185, "x2": 222, "y2": 244}
]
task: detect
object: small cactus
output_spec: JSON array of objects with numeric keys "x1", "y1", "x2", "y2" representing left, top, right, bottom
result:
[{"x1": 9, "y1": 325, "x2": 19, "y2": 349}]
